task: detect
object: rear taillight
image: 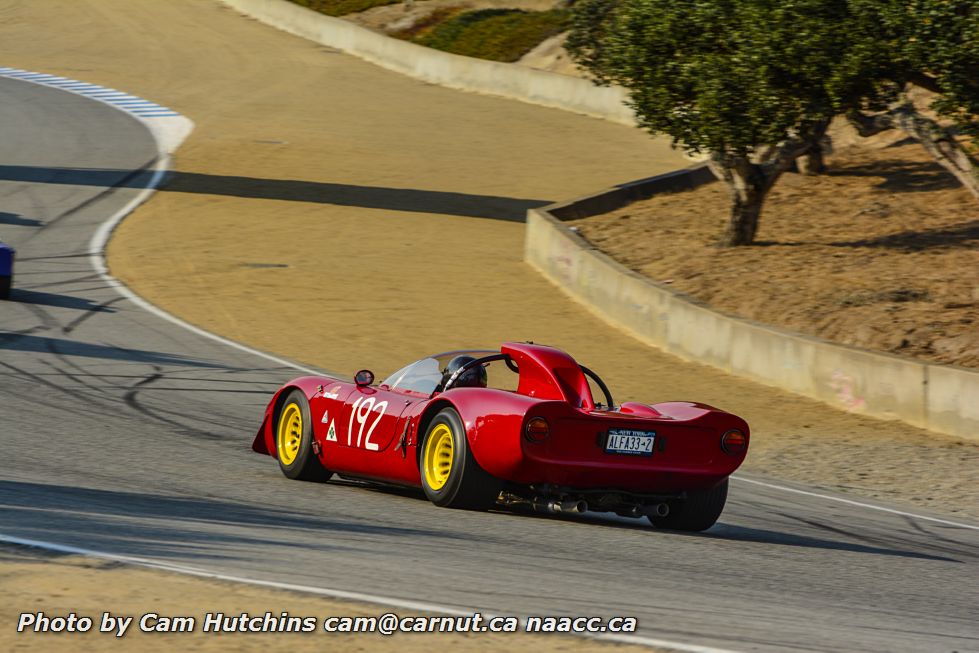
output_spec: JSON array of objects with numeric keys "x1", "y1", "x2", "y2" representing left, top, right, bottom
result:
[
  {"x1": 525, "y1": 417, "x2": 550, "y2": 442},
  {"x1": 720, "y1": 429, "x2": 747, "y2": 455}
]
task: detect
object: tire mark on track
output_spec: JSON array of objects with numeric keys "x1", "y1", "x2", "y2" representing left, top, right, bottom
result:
[
  {"x1": 783, "y1": 512, "x2": 972, "y2": 560},
  {"x1": 122, "y1": 372, "x2": 239, "y2": 440},
  {"x1": 39, "y1": 358, "x2": 120, "y2": 403},
  {"x1": 0, "y1": 361, "x2": 118, "y2": 419},
  {"x1": 15, "y1": 253, "x2": 93, "y2": 262},
  {"x1": 17, "y1": 276, "x2": 106, "y2": 291},
  {"x1": 62, "y1": 296, "x2": 124, "y2": 334}
]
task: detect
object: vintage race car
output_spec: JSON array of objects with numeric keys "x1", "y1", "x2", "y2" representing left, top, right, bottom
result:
[
  {"x1": 0, "y1": 240, "x2": 13, "y2": 300},
  {"x1": 253, "y1": 342, "x2": 749, "y2": 531}
]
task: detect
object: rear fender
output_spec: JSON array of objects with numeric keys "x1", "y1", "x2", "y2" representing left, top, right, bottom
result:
[
  {"x1": 413, "y1": 398, "x2": 455, "y2": 468},
  {"x1": 650, "y1": 402, "x2": 750, "y2": 434},
  {"x1": 439, "y1": 388, "x2": 546, "y2": 480},
  {"x1": 646, "y1": 402, "x2": 751, "y2": 466}
]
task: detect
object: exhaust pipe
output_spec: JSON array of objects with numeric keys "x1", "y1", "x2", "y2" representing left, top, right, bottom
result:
[
  {"x1": 560, "y1": 499, "x2": 588, "y2": 514},
  {"x1": 646, "y1": 503, "x2": 670, "y2": 518},
  {"x1": 532, "y1": 498, "x2": 588, "y2": 514},
  {"x1": 618, "y1": 505, "x2": 644, "y2": 518}
]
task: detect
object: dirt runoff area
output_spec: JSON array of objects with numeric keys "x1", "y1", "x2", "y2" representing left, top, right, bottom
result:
[
  {"x1": 574, "y1": 132, "x2": 979, "y2": 369},
  {"x1": 1, "y1": 544, "x2": 655, "y2": 653}
]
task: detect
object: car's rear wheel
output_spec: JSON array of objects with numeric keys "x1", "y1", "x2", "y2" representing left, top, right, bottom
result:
[
  {"x1": 0, "y1": 275, "x2": 11, "y2": 300},
  {"x1": 275, "y1": 389, "x2": 332, "y2": 482},
  {"x1": 648, "y1": 479, "x2": 728, "y2": 532},
  {"x1": 420, "y1": 407, "x2": 502, "y2": 510}
]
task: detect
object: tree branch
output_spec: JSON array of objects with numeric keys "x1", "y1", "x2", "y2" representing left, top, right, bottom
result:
[
  {"x1": 906, "y1": 71, "x2": 943, "y2": 95},
  {"x1": 888, "y1": 104, "x2": 979, "y2": 200},
  {"x1": 846, "y1": 109, "x2": 895, "y2": 137}
]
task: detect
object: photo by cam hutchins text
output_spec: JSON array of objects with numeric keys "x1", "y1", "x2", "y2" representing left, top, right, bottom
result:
[{"x1": 17, "y1": 611, "x2": 641, "y2": 636}]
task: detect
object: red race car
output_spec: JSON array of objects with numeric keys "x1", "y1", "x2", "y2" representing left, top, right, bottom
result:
[{"x1": 253, "y1": 342, "x2": 749, "y2": 531}]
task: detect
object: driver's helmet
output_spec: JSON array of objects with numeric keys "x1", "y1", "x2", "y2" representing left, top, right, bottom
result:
[{"x1": 440, "y1": 355, "x2": 487, "y2": 389}]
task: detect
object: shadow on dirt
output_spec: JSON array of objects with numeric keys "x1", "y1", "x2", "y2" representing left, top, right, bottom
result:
[
  {"x1": 829, "y1": 219, "x2": 979, "y2": 251},
  {"x1": 827, "y1": 158, "x2": 961, "y2": 193},
  {"x1": 0, "y1": 165, "x2": 551, "y2": 222}
]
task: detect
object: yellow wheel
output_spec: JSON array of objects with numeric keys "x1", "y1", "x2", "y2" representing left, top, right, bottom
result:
[
  {"x1": 276, "y1": 402, "x2": 303, "y2": 466},
  {"x1": 423, "y1": 424, "x2": 454, "y2": 491},
  {"x1": 275, "y1": 389, "x2": 331, "y2": 482},
  {"x1": 419, "y1": 407, "x2": 502, "y2": 510}
]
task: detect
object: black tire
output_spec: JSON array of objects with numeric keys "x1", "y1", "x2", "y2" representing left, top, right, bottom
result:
[
  {"x1": 420, "y1": 408, "x2": 502, "y2": 510},
  {"x1": 275, "y1": 389, "x2": 332, "y2": 482},
  {"x1": 648, "y1": 479, "x2": 728, "y2": 532},
  {"x1": 0, "y1": 275, "x2": 10, "y2": 300}
]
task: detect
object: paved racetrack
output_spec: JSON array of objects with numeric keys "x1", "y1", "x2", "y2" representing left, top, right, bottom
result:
[{"x1": 1, "y1": 70, "x2": 978, "y2": 653}]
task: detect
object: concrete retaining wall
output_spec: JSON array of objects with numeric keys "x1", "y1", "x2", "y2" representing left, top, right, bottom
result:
[
  {"x1": 525, "y1": 167, "x2": 979, "y2": 440},
  {"x1": 219, "y1": 0, "x2": 635, "y2": 125}
]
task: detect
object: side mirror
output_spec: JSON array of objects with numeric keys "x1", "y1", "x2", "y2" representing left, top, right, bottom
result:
[{"x1": 354, "y1": 369, "x2": 374, "y2": 387}]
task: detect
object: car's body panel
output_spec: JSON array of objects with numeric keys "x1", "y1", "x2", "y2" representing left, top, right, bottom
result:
[
  {"x1": 252, "y1": 343, "x2": 749, "y2": 498},
  {"x1": 0, "y1": 243, "x2": 13, "y2": 276},
  {"x1": 0, "y1": 242, "x2": 14, "y2": 299}
]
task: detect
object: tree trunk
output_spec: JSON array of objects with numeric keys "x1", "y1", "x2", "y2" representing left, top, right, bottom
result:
[
  {"x1": 796, "y1": 148, "x2": 825, "y2": 175},
  {"x1": 711, "y1": 157, "x2": 767, "y2": 246},
  {"x1": 726, "y1": 186, "x2": 765, "y2": 246},
  {"x1": 709, "y1": 134, "x2": 813, "y2": 247},
  {"x1": 848, "y1": 104, "x2": 979, "y2": 200},
  {"x1": 890, "y1": 105, "x2": 979, "y2": 200},
  {"x1": 796, "y1": 120, "x2": 830, "y2": 175}
]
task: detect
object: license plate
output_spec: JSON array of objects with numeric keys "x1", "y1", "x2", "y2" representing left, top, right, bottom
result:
[{"x1": 605, "y1": 429, "x2": 655, "y2": 456}]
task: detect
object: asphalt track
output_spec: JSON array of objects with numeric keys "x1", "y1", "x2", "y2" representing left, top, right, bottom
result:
[{"x1": 0, "y1": 72, "x2": 977, "y2": 653}]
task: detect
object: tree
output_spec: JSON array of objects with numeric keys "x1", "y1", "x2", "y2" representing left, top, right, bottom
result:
[
  {"x1": 568, "y1": 0, "x2": 854, "y2": 245},
  {"x1": 842, "y1": 0, "x2": 979, "y2": 198},
  {"x1": 568, "y1": 0, "x2": 979, "y2": 245}
]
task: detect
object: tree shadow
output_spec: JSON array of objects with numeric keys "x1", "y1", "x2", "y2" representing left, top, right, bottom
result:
[
  {"x1": 884, "y1": 136, "x2": 920, "y2": 149},
  {"x1": 0, "y1": 211, "x2": 41, "y2": 227},
  {"x1": 752, "y1": 220, "x2": 979, "y2": 251},
  {"x1": 10, "y1": 288, "x2": 118, "y2": 312},
  {"x1": 0, "y1": 333, "x2": 231, "y2": 369},
  {"x1": 828, "y1": 219, "x2": 979, "y2": 251},
  {"x1": 0, "y1": 165, "x2": 551, "y2": 222},
  {"x1": 827, "y1": 158, "x2": 961, "y2": 193}
]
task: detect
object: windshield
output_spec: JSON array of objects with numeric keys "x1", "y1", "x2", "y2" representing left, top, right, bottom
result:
[{"x1": 381, "y1": 350, "x2": 514, "y2": 395}]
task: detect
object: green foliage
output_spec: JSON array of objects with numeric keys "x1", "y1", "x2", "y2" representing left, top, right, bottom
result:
[
  {"x1": 568, "y1": 0, "x2": 854, "y2": 157},
  {"x1": 847, "y1": 0, "x2": 979, "y2": 140},
  {"x1": 413, "y1": 9, "x2": 570, "y2": 63},
  {"x1": 568, "y1": 0, "x2": 979, "y2": 153},
  {"x1": 288, "y1": 0, "x2": 398, "y2": 17}
]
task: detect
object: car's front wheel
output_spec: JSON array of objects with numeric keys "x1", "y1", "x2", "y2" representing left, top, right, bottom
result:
[
  {"x1": 648, "y1": 479, "x2": 728, "y2": 532},
  {"x1": 275, "y1": 389, "x2": 332, "y2": 482},
  {"x1": 420, "y1": 407, "x2": 501, "y2": 510}
]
